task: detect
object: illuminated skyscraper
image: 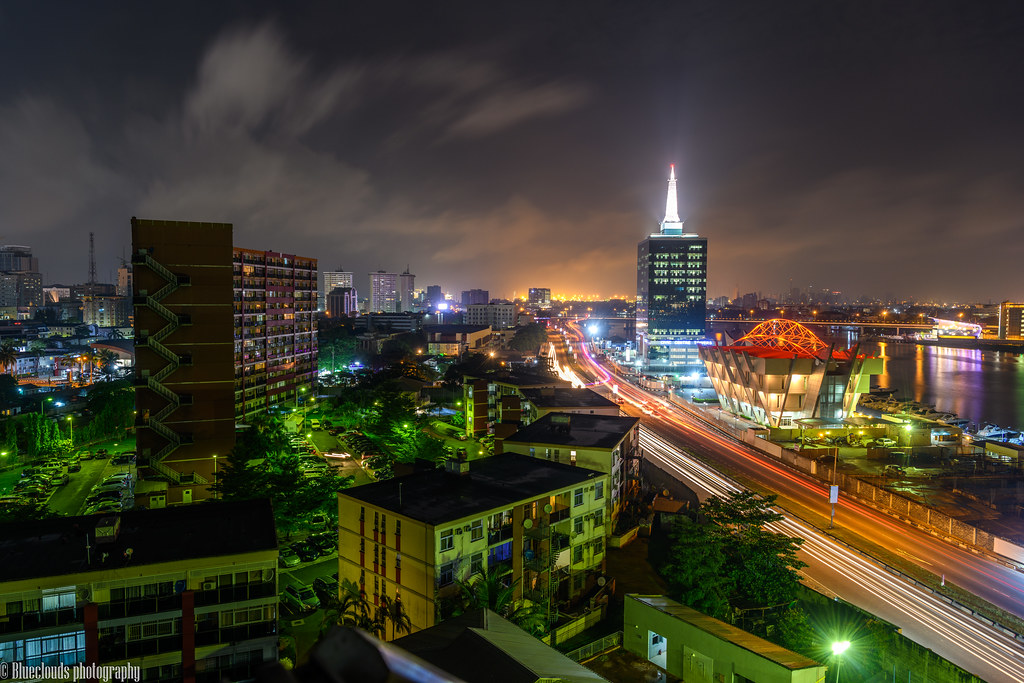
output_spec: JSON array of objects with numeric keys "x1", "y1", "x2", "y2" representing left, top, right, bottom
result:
[
  {"x1": 370, "y1": 271, "x2": 399, "y2": 312},
  {"x1": 320, "y1": 269, "x2": 354, "y2": 311},
  {"x1": 636, "y1": 164, "x2": 707, "y2": 374},
  {"x1": 398, "y1": 268, "x2": 416, "y2": 312}
]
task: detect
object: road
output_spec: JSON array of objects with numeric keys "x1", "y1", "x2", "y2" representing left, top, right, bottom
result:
[{"x1": 557, "y1": 322, "x2": 1024, "y2": 681}]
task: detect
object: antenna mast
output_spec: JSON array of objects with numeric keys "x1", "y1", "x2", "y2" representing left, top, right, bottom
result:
[{"x1": 88, "y1": 232, "x2": 97, "y2": 288}]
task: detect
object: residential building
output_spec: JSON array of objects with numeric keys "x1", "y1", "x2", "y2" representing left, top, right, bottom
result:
[
  {"x1": 133, "y1": 218, "x2": 236, "y2": 501},
  {"x1": 232, "y1": 247, "x2": 318, "y2": 419},
  {"x1": 0, "y1": 500, "x2": 280, "y2": 683},
  {"x1": 116, "y1": 265, "x2": 133, "y2": 297},
  {"x1": 337, "y1": 454, "x2": 610, "y2": 638},
  {"x1": 501, "y1": 413, "x2": 640, "y2": 525},
  {"x1": 423, "y1": 324, "x2": 491, "y2": 357},
  {"x1": 44, "y1": 285, "x2": 72, "y2": 303},
  {"x1": 0, "y1": 244, "x2": 43, "y2": 311},
  {"x1": 624, "y1": 595, "x2": 826, "y2": 682},
  {"x1": 82, "y1": 296, "x2": 131, "y2": 327},
  {"x1": 132, "y1": 218, "x2": 317, "y2": 501},
  {"x1": 699, "y1": 319, "x2": 881, "y2": 427},
  {"x1": 460, "y1": 289, "x2": 489, "y2": 307},
  {"x1": 528, "y1": 288, "x2": 551, "y2": 308},
  {"x1": 398, "y1": 269, "x2": 416, "y2": 312},
  {"x1": 465, "y1": 303, "x2": 516, "y2": 330},
  {"x1": 998, "y1": 302, "x2": 1024, "y2": 339},
  {"x1": 636, "y1": 164, "x2": 707, "y2": 375},
  {"x1": 370, "y1": 271, "x2": 399, "y2": 313},
  {"x1": 518, "y1": 387, "x2": 620, "y2": 425},
  {"x1": 320, "y1": 270, "x2": 354, "y2": 311},
  {"x1": 326, "y1": 286, "x2": 358, "y2": 318},
  {"x1": 463, "y1": 371, "x2": 569, "y2": 438}
]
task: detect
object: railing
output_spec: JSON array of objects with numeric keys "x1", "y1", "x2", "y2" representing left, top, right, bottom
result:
[
  {"x1": 0, "y1": 608, "x2": 82, "y2": 634},
  {"x1": 564, "y1": 631, "x2": 622, "y2": 662}
]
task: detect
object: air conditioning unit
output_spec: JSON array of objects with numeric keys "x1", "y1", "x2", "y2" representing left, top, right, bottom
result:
[
  {"x1": 463, "y1": 525, "x2": 472, "y2": 532},
  {"x1": 587, "y1": 485, "x2": 594, "y2": 491},
  {"x1": 455, "y1": 529, "x2": 462, "y2": 535},
  {"x1": 201, "y1": 581, "x2": 216, "y2": 590}
]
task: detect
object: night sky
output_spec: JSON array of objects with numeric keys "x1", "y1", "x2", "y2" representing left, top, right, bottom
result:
[{"x1": 1, "y1": 1, "x2": 1022, "y2": 302}]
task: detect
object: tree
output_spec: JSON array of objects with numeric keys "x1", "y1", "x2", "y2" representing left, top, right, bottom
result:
[
  {"x1": 0, "y1": 345, "x2": 17, "y2": 376},
  {"x1": 319, "y1": 579, "x2": 379, "y2": 640},
  {"x1": 456, "y1": 568, "x2": 548, "y2": 635},
  {"x1": 376, "y1": 594, "x2": 412, "y2": 641},
  {"x1": 660, "y1": 515, "x2": 733, "y2": 619},
  {"x1": 508, "y1": 324, "x2": 548, "y2": 353},
  {"x1": 96, "y1": 350, "x2": 119, "y2": 381}
]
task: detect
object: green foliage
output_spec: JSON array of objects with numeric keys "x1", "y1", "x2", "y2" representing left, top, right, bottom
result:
[
  {"x1": 0, "y1": 498, "x2": 52, "y2": 523},
  {"x1": 776, "y1": 607, "x2": 816, "y2": 656},
  {"x1": 455, "y1": 568, "x2": 548, "y2": 635},
  {"x1": 214, "y1": 414, "x2": 354, "y2": 532},
  {"x1": 508, "y1": 324, "x2": 548, "y2": 353},
  {"x1": 448, "y1": 411, "x2": 466, "y2": 429},
  {"x1": 661, "y1": 516, "x2": 732, "y2": 619},
  {"x1": 0, "y1": 375, "x2": 19, "y2": 407}
]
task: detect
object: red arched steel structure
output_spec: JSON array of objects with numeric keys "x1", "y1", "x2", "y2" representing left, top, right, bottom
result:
[{"x1": 736, "y1": 319, "x2": 829, "y2": 356}]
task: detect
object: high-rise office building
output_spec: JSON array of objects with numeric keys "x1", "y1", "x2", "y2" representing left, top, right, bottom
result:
[
  {"x1": 528, "y1": 287, "x2": 551, "y2": 308},
  {"x1": 426, "y1": 285, "x2": 443, "y2": 309},
  {"x1": 116, "y1": 264, "x2": 133, "y2": 297},
  {"x1": 636, "y1": 165, "x2": 707, "y2": 374},
  {"x1": 0, "y1": 245, "x2": 43, "y2": 312},
  {"x1": 320, "y1": 270, "x2": 354, "y2": 311},
  {"x1": 460, "y1": 288, "x2": 489, "y2": 307},
  {"x1": 398, "y1": 269, "x2": 415, "y2": 312},
  {"x1": 327, "y1": 286, "x2": 358, "y2": 317},
  {"x1": 132, "y1": 218, "x2": 317, "y2": 504},
  {"x1": 369, "y1": 271, "x2": 398, "y2": 312}
]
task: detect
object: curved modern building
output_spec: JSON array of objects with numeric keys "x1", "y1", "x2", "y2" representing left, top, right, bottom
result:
[{"x1": 699, "y1": 319, "x2": 882, "y2": 427}]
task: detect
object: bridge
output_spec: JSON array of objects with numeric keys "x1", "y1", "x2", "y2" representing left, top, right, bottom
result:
[{"x1": 708, "y1": 317, "x2": 934, "y2": 334}]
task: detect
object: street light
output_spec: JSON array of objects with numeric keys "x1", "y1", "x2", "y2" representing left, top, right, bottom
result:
[
  {"x1": 831, "y1": 641, "x2": 850, "y2": 683},
  {"x1": 213, "y1": 454, "x2": 218, "y2": 500},
  {"x1": 67, "y1": 416, "x2": 74, "y2": 445},
  {"x1": 40, "y1": 396, "x2": 53, "y2": 415}
]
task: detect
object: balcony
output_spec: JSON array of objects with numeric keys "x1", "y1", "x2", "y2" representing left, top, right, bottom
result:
[
  {"x1": 193, "y1": 581, "x2": 276, "y2": 607},
  {"x1": 195, "y1": 620, "x2": 277, "y2": 647},
  {"x1": 487, "y1": 524, "x2": 514, "y2": 546},
  {"x1": 0, "y1": 607, "x2": 82, "y2": 634}
]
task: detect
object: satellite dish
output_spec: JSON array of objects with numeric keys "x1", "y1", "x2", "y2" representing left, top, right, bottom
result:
[
  {"x1": 523, "y1": 518, "x2": 534, "y2": 529},
  {"x1": 543, "y1": 504, "x2": 553, "y2": 514},
  {"x1": 597, "y1": 577, "x2": 607, "y2": 587}
]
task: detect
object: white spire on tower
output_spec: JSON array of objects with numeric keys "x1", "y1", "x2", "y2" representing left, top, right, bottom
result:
[
  {"x1": 664, "y1": 163, "x2": 680, "y2": 224},
  {"x1": 660, "y1": 163, "x2": 686, "y2": 235}
]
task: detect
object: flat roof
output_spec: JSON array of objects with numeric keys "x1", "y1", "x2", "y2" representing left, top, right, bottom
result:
[
  {"x1": 423, "y1": 324, "x2": 491, "y2": 334},
  {"x1": 341, "y1": 453, "x2": 603, "y2": 525},
  {"x1": 520, "y1": 387, "x2": 617, "y2": 409},
  {"x1": 629, "y1": 595, "x2": 822, "y2": 671},
  {"x1": 0, "y1": 499, "x2": 278, "y2": 583},
  {"x1": 504, "y1": 413, "x2": 639, "y2": 449}
]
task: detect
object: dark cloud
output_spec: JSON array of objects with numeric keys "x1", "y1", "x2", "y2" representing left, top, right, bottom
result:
[{"x1": 0, "y1": 1, "x2": 1022, "y2": 301}]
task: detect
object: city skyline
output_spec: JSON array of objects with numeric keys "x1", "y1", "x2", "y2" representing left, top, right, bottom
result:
[{"x1": 1, "y1": 1, "x2": 1023, "y2": 301}]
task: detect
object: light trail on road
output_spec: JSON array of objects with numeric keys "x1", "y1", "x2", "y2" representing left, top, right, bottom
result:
[
  {"x1": 639, "y1": 426, "x2": 1024, "y2": 681},
  {"x1": 553, "y1": 321, "x2": 1024, "y2": 680}
]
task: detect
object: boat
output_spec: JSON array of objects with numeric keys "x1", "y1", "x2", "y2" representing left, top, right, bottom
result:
[{"x1": 970, "y1": 424, "x2": 1020, "y2": 441}]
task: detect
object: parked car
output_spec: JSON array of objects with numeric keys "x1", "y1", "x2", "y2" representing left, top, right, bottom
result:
[
  {"x1": 48, "y1": 472, "x2": 70, "y2": 487},
  {"x1": 86, "y1": 490, "x2": 128, "y2": 506},
  {"x1": 78, "y1": 450, "x2": 95, "y2": 461},
  {"x1": 281, "y1": 583, "x2": 320, "y2": 613},
  {"x1": 308, "y1": 514, "x2": 328, "y2": 534},
  {"x1": 308, "y1": 533, "x2": 337, "y2": 556},
  {"x1": 291, "y1": 541, "x2": 319, "y2": 563},
  {"x1": 102, "y1": 472, "x2": 134, "y2": 485},
  {"x1": 66, "y1": 457, "x2": 82, "y2": 473},
  {"x1": 874, "y1": 437, "x2": 897, "y2": 448},
  {"x1": 18, "y1": 485, "x2": 50, "y2": 499},
  {"x1": 84, "y1": 499, "x2": 123, "y2": 515},
  {"x1": 312, "y1": 576, "x2": 339, "y2": 602},
  {"x1": 279, "y1": 546, "x2": 301, "y2": 568},
  {"x1": 310, "y1": 419, "x2": 321, "y2": 430},
  {"x1": 92, "y1": 482, "x2": 128, "y2": 496}
]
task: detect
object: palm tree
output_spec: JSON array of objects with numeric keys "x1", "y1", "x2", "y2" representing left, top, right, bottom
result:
[
  {"x1": 0, "y1": 344, "x2": 17, "y2": 377},
  {"x1": 318, "y1": 579, "x2": 384, "y2": 640},
  {"x1": 377, "y1": 594, "x2": 412, "y2": 641},
  {"x1": 79, "y1": 350, "x2": 96, "y2": 384},
  {"x1": 456, "y1": 568, "x2": 548, "y2": 635},
  {"x1": 97, "y1": 350, "x2": 119, "y2": 381}
]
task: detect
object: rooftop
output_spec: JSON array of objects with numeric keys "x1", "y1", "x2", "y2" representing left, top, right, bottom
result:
[
  {"x1": 0, "y1": 499, "x2": 278, "y2": 583},
  {"x1": 629, "y1": 595, "x2": 822, "y2": 671},
  {"x1": 341, "y1": 453, "x2": 603, "y2": 525},
  {"x1": 467, "y1": 369, "x2": 569, "y2": 389},
  {"x1": 504, "y1": 413, "x2": 640, "y2": 450},
  {"x1": 520, "y1": 387, "x2": 617, "y2": 409},
  {"x1": 423, "y1": 324, "x2": 491, "y2": 334},
  {"x1": 394, "y1": 608, "x2": 609, "y2": 683}
]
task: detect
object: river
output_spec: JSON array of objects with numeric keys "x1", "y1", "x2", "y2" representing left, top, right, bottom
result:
[{"x1": 859, "y1": 341, "x2": 1024, "y2": 431}]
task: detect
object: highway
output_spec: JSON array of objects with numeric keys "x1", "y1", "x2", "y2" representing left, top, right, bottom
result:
[{"x1": 555, "y1": 322, "x2": 1024, "y2": 681}]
